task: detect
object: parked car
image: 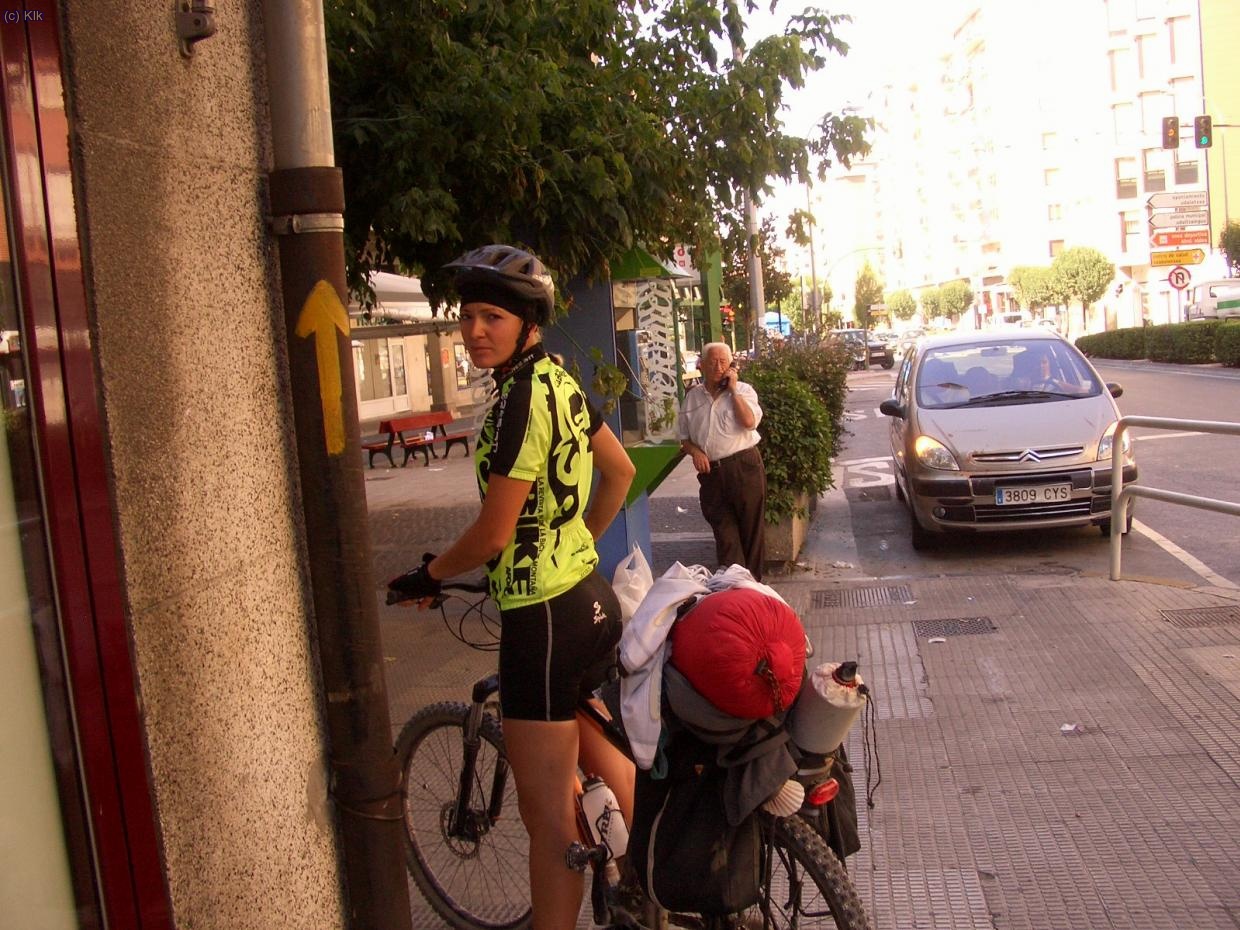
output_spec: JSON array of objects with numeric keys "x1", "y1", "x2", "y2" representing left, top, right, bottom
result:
[
  {"x1": 1185, "y1": 279, "x2": 1240, "y2": 321},
  {"x1": 827, "y1": 328, "x2": 895, "y2": 370},
  {"x1": 878, "y1": 331, "x2": 1136, "y2": 549}
]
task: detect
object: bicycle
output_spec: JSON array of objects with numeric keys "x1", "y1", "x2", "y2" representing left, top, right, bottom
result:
[{"x1": 389, "y1": 576, "x2": 873, "y2": 930}]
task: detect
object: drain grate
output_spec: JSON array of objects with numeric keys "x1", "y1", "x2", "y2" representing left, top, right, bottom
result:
[
  {"x1": 812, "y1": 585, "x2": 914, "y2": 609},
  {"x1": 913, "y1": 617, "x2": 998, "y2": 638},
  {"x1": 1160, "y1": 605, "x2": 1240, "y2": 629}
]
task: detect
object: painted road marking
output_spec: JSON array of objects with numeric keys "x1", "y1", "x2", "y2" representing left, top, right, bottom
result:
[
  {"x1": 837, "y1": 456, "x2": 895, "y2": 487},
  {"x1": 1132, "y1": 519, "x2": 1238, "y2": 589}
]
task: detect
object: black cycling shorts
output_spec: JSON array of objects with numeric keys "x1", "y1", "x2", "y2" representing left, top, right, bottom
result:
[{"x1": 498, "y1": 569, "x2": 622, "y2": 722}]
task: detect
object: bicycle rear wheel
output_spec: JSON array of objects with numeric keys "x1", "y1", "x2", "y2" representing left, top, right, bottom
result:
[
  {"x1": 739, "y1": 813, "x2": 871, "y2": 930},
  {"x1": 397, "y1": 702, "x2": 532, "y2": 930}
]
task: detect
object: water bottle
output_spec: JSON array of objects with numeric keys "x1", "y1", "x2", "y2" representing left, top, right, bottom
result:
[{"x1": 580, "y1": 775, "x2": 629, "y2": 883}]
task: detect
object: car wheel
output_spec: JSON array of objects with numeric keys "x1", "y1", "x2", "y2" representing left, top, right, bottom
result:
[
  {"x1": 881, "y1": 357, "x2": 894, "y2": 370},
  {"x1": 1098, "y1": 507, "x2": 1134, "y2": 536},
  {"x1": 894, "y1": 471, "x2": 906, "y2": 503}
]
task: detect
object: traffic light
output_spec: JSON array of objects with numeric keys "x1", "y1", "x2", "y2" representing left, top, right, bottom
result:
[
  {"x1": 1194, "y1": 115, "x2": 1213, "y2": 148},
  {"x1": 1161, "y1": 116, "x2": 1180, "y2": 149}
]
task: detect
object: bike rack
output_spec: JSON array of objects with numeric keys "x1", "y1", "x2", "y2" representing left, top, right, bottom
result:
[{"x1": 1109, "y1": 414, "x2": 1240, "y2": 582}]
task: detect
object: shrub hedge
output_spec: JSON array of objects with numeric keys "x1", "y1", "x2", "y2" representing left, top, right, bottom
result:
[
  {"x1": 743, "y1": 356, "x2": 841, "y2": 524},
  {"x1": 1076, "y1": 319, "x2": 1240, "y2": 367}
]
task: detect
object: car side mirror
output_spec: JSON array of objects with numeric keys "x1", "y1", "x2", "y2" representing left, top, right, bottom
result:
[
  {"x1": 1106, "y1": 382, "x2": 1123, "y2": 398},
  {"x1": 879, "y1": 398, "x2": 906, "y2": 418}
]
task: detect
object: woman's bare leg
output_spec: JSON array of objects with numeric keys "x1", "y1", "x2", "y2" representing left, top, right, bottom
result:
[
  {"x1": 577, "y1": 699, "x2": 635, "y2": 826},
  {"x1": 504, "y1": 718, "x2": 584, "y2": 930}
]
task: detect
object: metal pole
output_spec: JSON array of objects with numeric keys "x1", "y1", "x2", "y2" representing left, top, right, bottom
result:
[
  {"x1": 262, "y1": 5, "x2": 414, "y2": 929},
  {"x1": 731, "y1": 40, "x2": 766, "y2": 356},
  {"x1": 807, "y1": 183, "x2": 820, "y2": 336},
  {"x1": 743, "y1": 188, "x2": 766, "y2": 355}
]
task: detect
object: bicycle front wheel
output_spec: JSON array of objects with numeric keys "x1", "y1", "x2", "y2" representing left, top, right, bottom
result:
[
  {"x1": 397, "y1": 702, "x2": 532, "y2": 930},
  {"x1": 740, "y1": 813, "x2": 871, "y2": 930}
]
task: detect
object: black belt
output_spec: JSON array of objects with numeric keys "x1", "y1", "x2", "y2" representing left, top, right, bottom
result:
[{"x1": 708, "y1": 446, "x2": 757, "y2": 469}]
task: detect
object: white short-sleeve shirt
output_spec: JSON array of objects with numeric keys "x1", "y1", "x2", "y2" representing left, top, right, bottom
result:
[{"x1": 677, "y1": 382, "x2": 763, "y2": 462}]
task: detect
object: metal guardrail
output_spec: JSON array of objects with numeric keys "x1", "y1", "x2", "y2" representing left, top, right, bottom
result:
[{"x1": 1110, "y1": 415, "x2": 1240, "y2": 581}]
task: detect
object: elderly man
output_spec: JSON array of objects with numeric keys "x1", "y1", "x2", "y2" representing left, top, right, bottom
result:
[{"x1": 677, "y1": 341, "x2": 767, "y2": 579}]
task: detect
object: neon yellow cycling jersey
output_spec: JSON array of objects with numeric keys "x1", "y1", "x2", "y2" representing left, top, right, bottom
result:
[{"x1": 475, "y1": 348, "x2": 603, "y2": 609}]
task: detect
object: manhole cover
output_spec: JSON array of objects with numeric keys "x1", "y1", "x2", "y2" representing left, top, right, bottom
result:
[
  {"x1": 813, "y1": 585, "x2": 914, "y2": 609},
  {"x1": 1159, "y1": 606, "x2": 1240, "y2": 628},
  {"x1": 912, "y1": 617, "x2": 997, "y2": 638}
]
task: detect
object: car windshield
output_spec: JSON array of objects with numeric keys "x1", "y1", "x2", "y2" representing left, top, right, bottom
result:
[{"x1": 915, "y1": 339, "x2": 1101, "y2": 409}]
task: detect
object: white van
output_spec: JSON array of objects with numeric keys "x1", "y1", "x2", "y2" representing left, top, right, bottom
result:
[{"x1": 1185, "y1": 279, "x2": 1240, "y2": 321}]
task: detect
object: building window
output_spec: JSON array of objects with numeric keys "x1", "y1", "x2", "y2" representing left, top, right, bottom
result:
[
  {"x1": 1170, "y1": 77, "x2": 1196, "y2": 120},
  {"x1": 1174, "y1": 155, "x2": 1199, "y2": 185},
  {"x1": 1121, "y1": 212, "x2": 1141, "y2": 253},
  {"x1": 1108, "y1": 47, "x2": 1131, "y2": 93},
  {"x1": 1115, "y1": 157, "x2": 1138, "y2": 199},
  {"x1": 1044, "y1": 167, "x2": 1060, "y2": 187},
  {"x1": 1139, "y1": 92, "x2": 1166, "y2": 136},
  {"x1": 1168, "y1": 16, "x2": 1193, "y2": 66},
  {"x1": 1049, "y1": 239, "x2": 1065, "y2": 258},
  {"x1": 1112, "y1": 102, "x2": 1135, "y2": 142},
  {"x1": 1105, "y1": 0, "x2": 1131, "y2": 35},
  {"x1": 1041, "y1": 131, "x2": 1057, "y2": 150},
  {"x1": 1142, "y1": 149, "x2": 1166, "y2": 192},
  {"x1": 1048, "y1": 203, "x2": 1063, "y2": 221}
]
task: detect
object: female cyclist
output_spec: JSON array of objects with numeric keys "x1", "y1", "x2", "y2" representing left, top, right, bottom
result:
[{"x1": 392, "y1": 244, "x2": 637, "y2": 930}]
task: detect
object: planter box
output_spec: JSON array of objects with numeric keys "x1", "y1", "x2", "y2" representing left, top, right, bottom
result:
[{"x1": 765, "y1": 491, "x2": 811, "y2": 564}]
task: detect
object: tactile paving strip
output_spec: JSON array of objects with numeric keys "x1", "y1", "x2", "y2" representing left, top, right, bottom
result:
[{"x1": 857, "y1": 623, "x2": 933, "y2": 721}]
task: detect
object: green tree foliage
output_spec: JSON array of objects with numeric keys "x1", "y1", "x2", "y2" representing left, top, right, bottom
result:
[
  {"x1": 1008, "y1": 265, "x2": 1057, "y2": 310},
  {"x1": 1220, "y1": 221, "x2": 1240, "y2": 276},
  {"x1": 326, "y1": 0, "x2": 872, "y2": 308},
  {"x1": 852, "y1": 262, "x2": 884, "y2": 328},
  {"x1": 919, "y1": 287, "x2": 941, "y2": 320},
  {"x1": 1052, "y1": 246, "x2": 1115, "y2": 329},
  {"x1": 939, "y1": 280, "x2": 974, "y2": 319},
  {"x1": 886, "y1": 289, "x2": 916, "y2": 321}
]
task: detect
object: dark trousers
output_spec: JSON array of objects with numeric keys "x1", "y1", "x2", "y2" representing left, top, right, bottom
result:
[{"x1": 697, "y1": 446, "x2": 766, "y2": 581}]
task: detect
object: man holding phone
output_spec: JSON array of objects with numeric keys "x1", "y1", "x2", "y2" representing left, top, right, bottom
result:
[{"x1": 677, "y1": 341, "x2": 767, "y2": 579}]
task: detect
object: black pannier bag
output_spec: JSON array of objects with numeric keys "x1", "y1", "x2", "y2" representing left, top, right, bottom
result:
[{"x1": 627, "y1": 732, "x2": 760, "y2": 915}]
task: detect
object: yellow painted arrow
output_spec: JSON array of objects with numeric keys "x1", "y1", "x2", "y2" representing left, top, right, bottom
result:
[{"x1": 294, "y1": 280, "x2": 350, "y2": 456}]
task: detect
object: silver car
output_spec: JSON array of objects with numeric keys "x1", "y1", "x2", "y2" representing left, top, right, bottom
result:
[{"x1": 879, "y1": 331, "x2": 1137, "y2": 549}]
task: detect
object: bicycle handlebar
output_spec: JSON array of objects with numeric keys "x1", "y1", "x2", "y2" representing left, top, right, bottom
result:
[{"x1": 385, "y1": 569, "x2": 489, "y2": 606}]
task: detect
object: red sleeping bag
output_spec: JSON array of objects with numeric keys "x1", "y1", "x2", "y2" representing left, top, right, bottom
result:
[{"x1": 668, "y1": 587, "x2": 806, "y2": 719}]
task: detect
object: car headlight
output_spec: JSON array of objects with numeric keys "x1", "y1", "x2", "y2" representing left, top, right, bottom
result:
[
  {"x1": 1097, "y1": 422, "x2": 1132, "y2": 462},
  {"x1": 914, "y1": 435, "x2": 960, "y2": 471}
]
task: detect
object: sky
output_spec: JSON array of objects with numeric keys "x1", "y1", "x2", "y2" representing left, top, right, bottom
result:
[{"x1": 744, "y1": 0, "x2": 961, "y2": 223}]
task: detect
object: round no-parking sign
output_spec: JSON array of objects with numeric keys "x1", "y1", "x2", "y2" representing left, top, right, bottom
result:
[{"x1": 1167, "y1": 266, "x2": 1192, "y2": 290}]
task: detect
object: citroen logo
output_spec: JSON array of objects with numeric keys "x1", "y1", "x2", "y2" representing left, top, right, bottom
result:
[{"x1": 1019, "y1": 449, "x2": 1042, "y2": 463}]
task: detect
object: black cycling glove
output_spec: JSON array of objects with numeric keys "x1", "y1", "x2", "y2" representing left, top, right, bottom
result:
[{"x1": 386, "y1": 552, "x2": 441, "y2": 605}]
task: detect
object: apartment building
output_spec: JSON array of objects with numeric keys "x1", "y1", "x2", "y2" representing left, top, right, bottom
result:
[{"x1": 829, "y1": 0, "x2": 1237, "y2": 335}]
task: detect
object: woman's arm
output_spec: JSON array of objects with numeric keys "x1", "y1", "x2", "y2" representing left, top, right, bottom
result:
[
  {"x1": 427, "y1": 474, "x2": 532, "y2": 581},
  {"x1": 584, "y1": 424, "x2": 636, "y2": 541}
]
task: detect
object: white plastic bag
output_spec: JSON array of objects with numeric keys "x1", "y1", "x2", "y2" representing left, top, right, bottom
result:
[{"x1": 612, "y1": 545, "x2": 654, "y2": 621}]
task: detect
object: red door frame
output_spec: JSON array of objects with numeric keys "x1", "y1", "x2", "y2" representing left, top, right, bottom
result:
[{"x1": 1, "y1": 4, "x2": 171, "y2": 927}]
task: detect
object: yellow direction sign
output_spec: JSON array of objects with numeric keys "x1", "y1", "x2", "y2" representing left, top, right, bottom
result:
[
  {"x1": 294, "y1": 280, "x2": 350, "y2": 456},
  {"x1": 1151, "y1": 249, "x2": 1205, "y2": 267}
]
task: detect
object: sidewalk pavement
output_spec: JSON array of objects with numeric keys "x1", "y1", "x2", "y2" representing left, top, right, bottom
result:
[{"x1": 368, "y1": 445, "x2": 1240, "y2": 930}]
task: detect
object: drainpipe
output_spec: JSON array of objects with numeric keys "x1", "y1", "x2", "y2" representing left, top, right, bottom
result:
[{"x1": 261, "y1": 5, "x2": 413, "y2": 929}]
